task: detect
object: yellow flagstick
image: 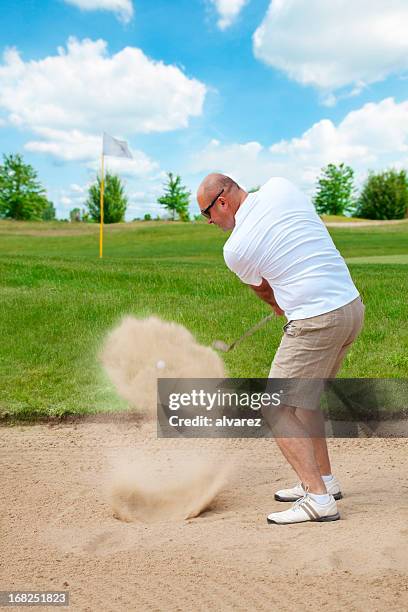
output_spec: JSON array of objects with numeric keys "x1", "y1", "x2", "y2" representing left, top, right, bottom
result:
[{"x1": 99, "y1": 152, "x2": 105, "y2": 258}]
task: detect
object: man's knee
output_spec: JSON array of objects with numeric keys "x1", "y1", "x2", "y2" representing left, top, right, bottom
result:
[{"x1": 261, "y1": 404, "x2": 296, "y2": 431}]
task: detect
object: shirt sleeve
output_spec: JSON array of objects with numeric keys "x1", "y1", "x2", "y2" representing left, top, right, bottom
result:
[{"x1": 223, "y1": 248, "x2": 263, "y2": 286}]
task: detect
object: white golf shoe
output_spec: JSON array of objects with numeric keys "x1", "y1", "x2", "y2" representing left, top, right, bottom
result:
[
  {"x1": 267, "y1": 493, "x2": 340, "y2": 525},
  {"x1": 275, "y1": 476, "x2": 342, "y2": 502}
]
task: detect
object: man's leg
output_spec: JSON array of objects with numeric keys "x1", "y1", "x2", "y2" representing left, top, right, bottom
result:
[
  {"x1": 296, "y1": 408, "x2": 332, "y2": 476},
  {"x1": 269, "y1": 299, "x2": 365, "y2": 483},
  {"x1": 300, "y1": 299, "x2": 365, "y2": 478},
  {"x1": 264, "y1": 405, "x2": 327, "y2": 493},
  {"x1": 264, "y1": 403, "x2": 340, "y2": 524}
]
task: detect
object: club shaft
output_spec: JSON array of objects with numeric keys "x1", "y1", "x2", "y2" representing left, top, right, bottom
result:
[{"x1": 229, "y1": 313, "x2": 275, "y2": 350}]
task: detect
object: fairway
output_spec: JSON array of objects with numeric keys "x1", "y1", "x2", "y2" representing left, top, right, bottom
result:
[
  {"x1": 1, "y1": 220, "x2": 407, "y2": 419},
  {"x1": 347, "y1": 254, "x2": 408, "y2": 264}
]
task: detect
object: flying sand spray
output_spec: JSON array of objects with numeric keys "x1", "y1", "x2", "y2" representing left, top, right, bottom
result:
[{"x1": 100, "y1": 316, "x2": 231, "y2": 522}]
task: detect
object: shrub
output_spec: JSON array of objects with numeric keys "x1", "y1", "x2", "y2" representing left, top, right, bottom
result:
[{"x1": 355, "y1": 169, "x2": 408, "y2": 220}]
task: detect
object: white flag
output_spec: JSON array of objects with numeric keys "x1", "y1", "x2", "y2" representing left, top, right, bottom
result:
[{"x1": 102, "y1": 132, "x2": 133, "y2": 159}]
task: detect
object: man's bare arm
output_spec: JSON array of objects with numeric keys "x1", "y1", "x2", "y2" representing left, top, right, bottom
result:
[{"x1": 249, "y1": 278, "x2": 284, "y2": 316}]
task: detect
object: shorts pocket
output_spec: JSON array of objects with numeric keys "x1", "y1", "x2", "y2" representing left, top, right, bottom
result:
[{"x1": 283, "y1": 320, "x2": 303, "y2": 337}]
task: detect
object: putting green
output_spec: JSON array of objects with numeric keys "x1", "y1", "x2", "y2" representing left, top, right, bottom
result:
[{"x1": 346, "y1": 254, "x2": 408, "y2": 264}]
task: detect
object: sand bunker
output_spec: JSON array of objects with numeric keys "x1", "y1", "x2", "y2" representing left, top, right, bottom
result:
[
  {"x1": 100, "y1": 315, "x2": 229, "y2": 523},
  {"x1": 3, "y1": 425, "x2": 408, "y2": 609}
]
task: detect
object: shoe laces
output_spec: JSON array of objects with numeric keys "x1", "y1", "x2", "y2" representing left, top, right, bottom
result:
[{"x1": 292, "y1": 486, "x2": 310, "y2": 512}]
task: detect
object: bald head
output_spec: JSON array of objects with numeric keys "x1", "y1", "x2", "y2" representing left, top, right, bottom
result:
[
  {"x1": 197, "y1": 173, "x2": 240, "y2": 208},
  {"x1": 196, "y1": 173, "x2": 248, "y2": 231}
]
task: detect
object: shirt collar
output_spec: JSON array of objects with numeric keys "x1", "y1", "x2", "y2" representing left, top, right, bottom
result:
[{"x1": 234, "y1": 192, "x2": 254, "y2": 225}]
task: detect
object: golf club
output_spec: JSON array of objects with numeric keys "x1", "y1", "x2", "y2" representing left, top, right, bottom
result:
[{"x1": 212, "y1": 313, "x2": 275, "y2": 352}]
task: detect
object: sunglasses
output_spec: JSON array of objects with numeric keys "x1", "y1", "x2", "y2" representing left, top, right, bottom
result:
[{"x1": 201, "y1": 188, "x2": 224, "y2": 219}]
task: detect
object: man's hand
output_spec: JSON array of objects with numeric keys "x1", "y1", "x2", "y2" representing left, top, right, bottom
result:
[{"x1": 250, "y1": 278, "x2": 284, "y2": 316}]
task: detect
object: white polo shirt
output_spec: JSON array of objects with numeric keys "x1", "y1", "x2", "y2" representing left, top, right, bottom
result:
[{"x1": 223, "y1": 177, "x2": 359, "y2": 320}]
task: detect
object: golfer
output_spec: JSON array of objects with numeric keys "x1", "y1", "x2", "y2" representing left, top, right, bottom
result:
[{"x1": 197, "y1": 173, "x2": 365, "y2": 525}]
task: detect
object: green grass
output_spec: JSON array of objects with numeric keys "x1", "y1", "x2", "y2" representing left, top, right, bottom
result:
[{"x1": 1, "y1": 220, "x2": 407, "y2": 420}]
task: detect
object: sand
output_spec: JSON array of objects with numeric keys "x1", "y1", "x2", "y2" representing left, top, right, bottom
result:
[
  {"x1": 108, "y1": 452, "x2": 231, "y2": 523},
  {"x1": 1, "y1": 420, "x2": 408, "y2": 611}
]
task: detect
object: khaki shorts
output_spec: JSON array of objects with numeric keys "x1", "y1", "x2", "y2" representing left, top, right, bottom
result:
[{"x1": 268, "y1": 297, "x2": 365, "y2": 409}]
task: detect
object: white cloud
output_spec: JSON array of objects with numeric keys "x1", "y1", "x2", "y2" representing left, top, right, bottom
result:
[
  {"x1": 57, "y1": 183, "x2": 89, "y2": 214},
  {"x1": 191, "y1": 97, "x2": 408, "y2": 194},
  {"x1": 25, "y1": 129, "x2": 100, "y2": 161},
  {"x1": 99, "y1": 154, "x2": 159, "y2": 177},
  {"x1": 253, "y1": 0, "x2": 408, "y2": 98},
  {"x1": 64, "y1": 0, "x2": 134, "y2": 23},
  {"x1": 60, "y1": 195, "x2": 75, "y2": 207},
  {"x1": 191, "y1": 139, "x2": 268, "y2": 187},
  {"x1": 269, "y1": 98, "x2": 408, "y2": 167},
  {"x1": 0, "y1": 37, "x2": 206, "y2": 154},
  {"x1": 70, "y1": 183, "x2": 86, "y2": 193},
  {"x1": 211, "y1": 0, "x2": 248, "y2": 30},
  {"x1": 127, "y1": 184, "x2": 168, "y2": 219}
]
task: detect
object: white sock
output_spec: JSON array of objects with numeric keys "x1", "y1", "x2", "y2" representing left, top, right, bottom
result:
[
  {"x1": 322, "y1": 474, "x2": 333, "y2": 483},
  {"x1": 309, "y1": 492, "x2": 331, "y2": 505}
]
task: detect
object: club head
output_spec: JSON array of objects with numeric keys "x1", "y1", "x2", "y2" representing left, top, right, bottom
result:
[{"x1": 212, "y1": 340, "x2": 231, "y2": 352}]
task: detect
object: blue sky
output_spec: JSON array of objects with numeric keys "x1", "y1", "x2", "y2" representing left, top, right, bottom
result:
[{"x1": 1, "y1": 0, "x2": 408, "y2": 219}]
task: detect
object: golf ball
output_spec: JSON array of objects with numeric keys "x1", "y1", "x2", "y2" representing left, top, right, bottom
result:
[{"x1": 156, "y1": 360, "x2": 166, "y2": 369}]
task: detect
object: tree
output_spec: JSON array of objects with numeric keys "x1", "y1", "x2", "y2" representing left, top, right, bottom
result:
[
  {"x1": 42, "y1": 200, "x2": 56, "y2": 221},
  {"x1": 313, "y1": 163, "x2": 356, "y2": 216},
  {"x1": 70, "y1": 207, "x2": 82, "y2": 222},
  {"x1": 355, "y1": 169, "x2": 408, "y2": 220},
  {"x1": 0, "y1": 154, "x2": 49, "y2": 220},
  {"x1": 157, "y1": 172, "x2": 190, "y2": 221},
  {"x1": 86, "y1": 172, "x2": 128, "y2": 223},
  {"x1": 81, "y1": 209, "x2": 90, "y2": 223}
]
